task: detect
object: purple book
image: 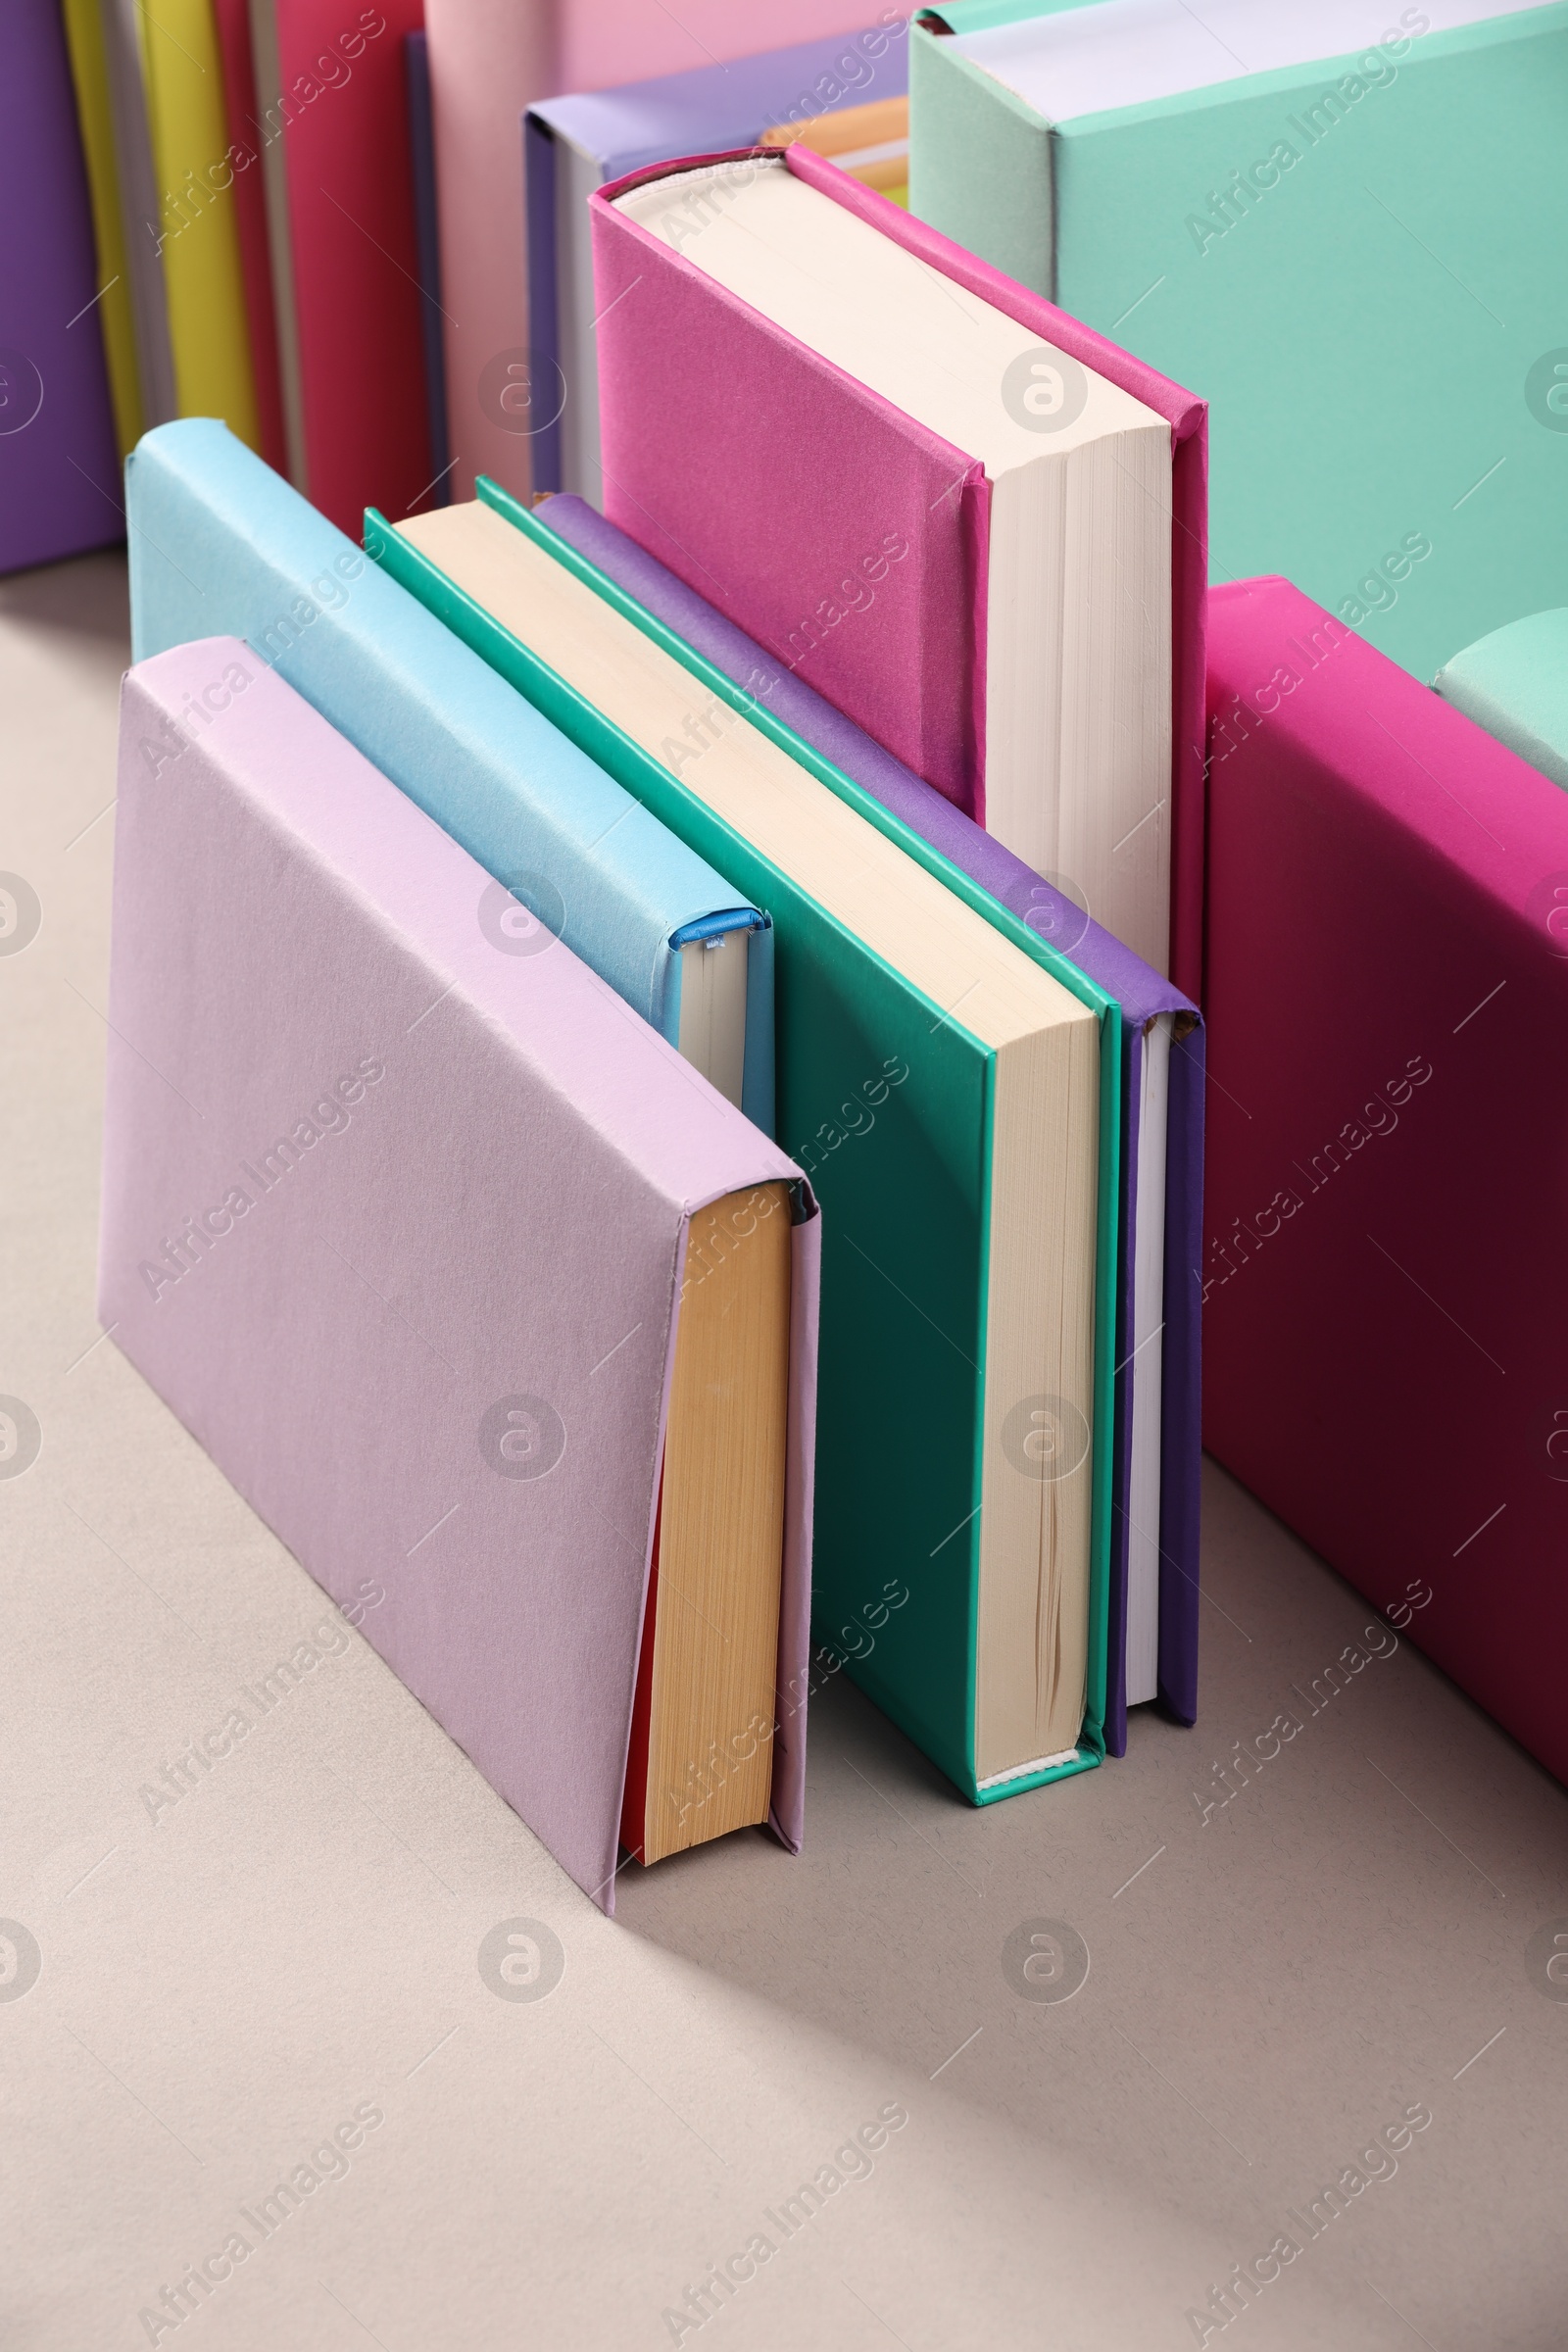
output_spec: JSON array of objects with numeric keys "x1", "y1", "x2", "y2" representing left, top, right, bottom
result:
[
  {"x1": 537, "y1": 493, "x2": 1202, "y2": 1746},
  {"x1": 1, "y1": 0, "x2": 122, "y2": 574},
  {"x1": 524, "y1": 24, "x2": 908, "y2": 502},
  {"x1": 101, "y1": 638, "x2": 820, "y2": 1906}
]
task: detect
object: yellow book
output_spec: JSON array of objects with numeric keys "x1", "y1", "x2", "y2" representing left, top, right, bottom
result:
[
  {"x1": 135, "y1": 0, "x2": 260, "y2": 447},
  {"x1": 760, "y1": 95, "x2": 909, "y2": 206},
  {"x1": 60, "y1": 0, "x2": 144, "y2": 456}
]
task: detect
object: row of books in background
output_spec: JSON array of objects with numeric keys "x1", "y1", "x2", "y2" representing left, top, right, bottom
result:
[
  {"x1": 5, "y1": 0, "x2": 912, "y2": 561},
  {"x1": 8, "y1": 0, "x2": 1568, "y2": 1887},
  {"x1": 12, "y1": 0, "x2": 1568, "y2": 674}
]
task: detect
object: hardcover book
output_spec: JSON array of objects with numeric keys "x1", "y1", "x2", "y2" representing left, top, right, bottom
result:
[
  {"x1": 420, "y1": 0, "x2": 901, "y2": 505},
  {"x1": 1434, "y1": 608, "x2": 1568, "y2": 794},
  {"x1": 760, "y1": 93, "x2": 909, "y2": 198},
  {"x1": 93, "y1": 0, "x2": 178, "y2": 430},
  {"x1": 371, "y1": 487, "x2": 1119, "y2": 1802},
  {"x1": 135, "y1": 0, "x2": 261, "y2": 447},
  {"x1": 405, "y1": 28, "x2": 451, "y2": 506},
  {"x1": 60, "y1": 0, "x2": 144, "y2": 458},
  {"x1": 525, "y1": 25, "x2": 910, "y2": 501},
  {"x1": 908, "y1": 0, "x2": 1568, "y2": 685},
  {"x1": 125, "y1": 421, "x2": 772, "y2": 1124},
  {"x1": 213, "y1": 0, "x2": 289, "y2": 474},
  {"x1": 591, "y1": 143, "x2": 1207, "y2": 995},
  {"x1": 248, "y1": 0, "x2": 432, "y2": 531},
  {"x1": 535, "y1": 488, "x2": 1203, "y2": 1744},
  {"x1": 1204, "y1": 574, "x2": 1568, "y2": 1785},
  {"x1": 2, "y1": 0, "x2": 122, "y2": 574},
  {"x1": 101, "y1": 641, "x2": 818, "y2": 1907}
]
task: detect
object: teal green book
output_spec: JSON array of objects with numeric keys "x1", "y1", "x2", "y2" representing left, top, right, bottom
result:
[
  {"x1": 909, "y1": 0, "x2": 1568, "y2": 682},
  {"x1": 365, "y1": 488, "x2": 1124, "y2": 1803},
  {"x1": 1434, "y1": 606, "x2": 1568, "y2": 790}
]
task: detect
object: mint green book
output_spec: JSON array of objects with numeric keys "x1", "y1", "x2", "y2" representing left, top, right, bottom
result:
[
  {"x1": 910, "y1": 0, "x2": 1568, "y2": 682},
  {"x1": 1434, "y1": 607, "x2": 1568, "y2": 790},
  {"x1": 366, "y1": 488, "x2": 1124, "y2": 1803}
]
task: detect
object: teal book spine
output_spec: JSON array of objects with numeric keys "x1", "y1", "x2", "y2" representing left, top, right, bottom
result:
[{"x1": 367, "y1": 492, "x2": 1122, "y2": 1798}]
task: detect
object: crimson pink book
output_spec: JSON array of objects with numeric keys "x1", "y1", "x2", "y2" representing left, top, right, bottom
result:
[
  {"x1": 1204, "y1": 575, "x2": 1568, "y2": 1785},
  {"x1": 589, "y1": 143, "x2": 1206, "y2": 999},
  {"x1": 249, "y1": 0, "x2": 432, "y2": 533}
]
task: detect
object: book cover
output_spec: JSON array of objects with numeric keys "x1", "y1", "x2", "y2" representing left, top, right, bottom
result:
[
  {"x1": 909, "y1": 0, "x2": 1568, "y2": 685},
  {"x1": 405, "y1": 28, "x2": 451, "y2": 506},
  {"x1": 761, "y1": 92, "x2": 910, "y2": 198},
  {"x1": 1435, "y1": 608, "x2": 1568, "y2": 793},
  {"x1": 95, "y1": 0, "x2": 178, "y2": 431},
  {"x1": 125, "y1": 420, "x2": 772, "y2": 1126},
  {"x1": 590, "y1": 140, "x2": 1208, "y2": 1002},
  {"x1": 534, "y1": 488, "x2": 1203, "y2": 1744},
  {"x1": 136, "y1": 0, "x2": 261, "y2": 448},
  {"x1": 1204, "y1": 573, "x2": 1568, "y2": 1785},
  {"x1": 369, "y1": 488, "x2": 1119, "y2": 1803},
  {"x1": 421, "y1": 0, "x2": 900, "y2": 506},
  {"x1": 525, "y1": 24, "x2": 911, "y2": 499},
  {"x1": 0, "y1": 0, "x2": 122, "y2": 573},
  {"x1": 60, "y1": 0, "x2": 144, "y2": 459},
  {"x1": 212, "y1": 0, "x2": 289, "y2": 473},
  {"x1": 101, "y1": 640, "x2": 817, "y2": 1908},
  {"x1": 250, "y1": 0, "x2": 433, "y2": 531}
]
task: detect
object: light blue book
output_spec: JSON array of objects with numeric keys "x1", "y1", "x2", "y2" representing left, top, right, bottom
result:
[{"x1": 125, "y1": 420, "x2": 773, "y2": 1128}]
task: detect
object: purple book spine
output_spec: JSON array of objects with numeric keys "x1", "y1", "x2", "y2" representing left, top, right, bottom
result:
[{"x1": 1, "y1": 0, "x2": 122, "y2": 573}]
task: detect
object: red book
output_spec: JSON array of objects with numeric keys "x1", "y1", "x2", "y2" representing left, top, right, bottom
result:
[
  {"x1": 212, "y1": 0, "x2": 288, "y2": 474},
  {"x1": 250, "y1": 0, "x2": 432, "y2": 531},
  {"x1": 1203, "y1": 575, "x2": 1568, "y2": 1782}
]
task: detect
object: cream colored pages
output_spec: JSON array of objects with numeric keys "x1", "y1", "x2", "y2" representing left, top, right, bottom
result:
[
  {"x1": 642, "y1": 1184, "x2": 793, "y2": 1864},
  {"x1": 976, "y1": 1021, "x2": 1098, "y2": 1778},
  {"x1": 397, "y1": 500, "x2": 1098, "y2": 1776},
  {"x1": 612, "y1": 156, "x2": 1158, "y2": 475}
]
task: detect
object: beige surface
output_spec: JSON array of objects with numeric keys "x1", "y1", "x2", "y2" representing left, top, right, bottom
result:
[{"x1": 3, "y1": 552, "x2": 1566, "y2": 2351}]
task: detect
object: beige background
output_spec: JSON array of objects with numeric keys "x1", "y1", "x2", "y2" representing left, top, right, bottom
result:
[{"x1": 3, "y1": 552, "x2": 1565, "y2": 2350}]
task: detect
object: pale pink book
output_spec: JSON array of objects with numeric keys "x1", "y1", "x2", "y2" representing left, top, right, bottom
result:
[
  {"x1": 589, "y1": 141, "x2": 1208, "y2": 1001},
  {"x1": 420, "y1": 1, "x2": 893, "y2": 509},
  {"x1": 98, "y1": 637, "x2": 819, "y2": 1910}
]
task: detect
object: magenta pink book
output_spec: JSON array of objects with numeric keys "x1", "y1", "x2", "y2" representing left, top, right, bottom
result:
[
  {"x1": 1204, "y1": 576, "x2": 1568, "y2": 1785},
  {"x1": 589, "y1": 142, "x2": 1209, "y2": 1003}
]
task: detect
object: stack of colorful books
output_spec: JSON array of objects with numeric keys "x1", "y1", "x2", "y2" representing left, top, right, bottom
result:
[{"x1": 7, "y1": 2, "x2": 1566, "y2": 1882}]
